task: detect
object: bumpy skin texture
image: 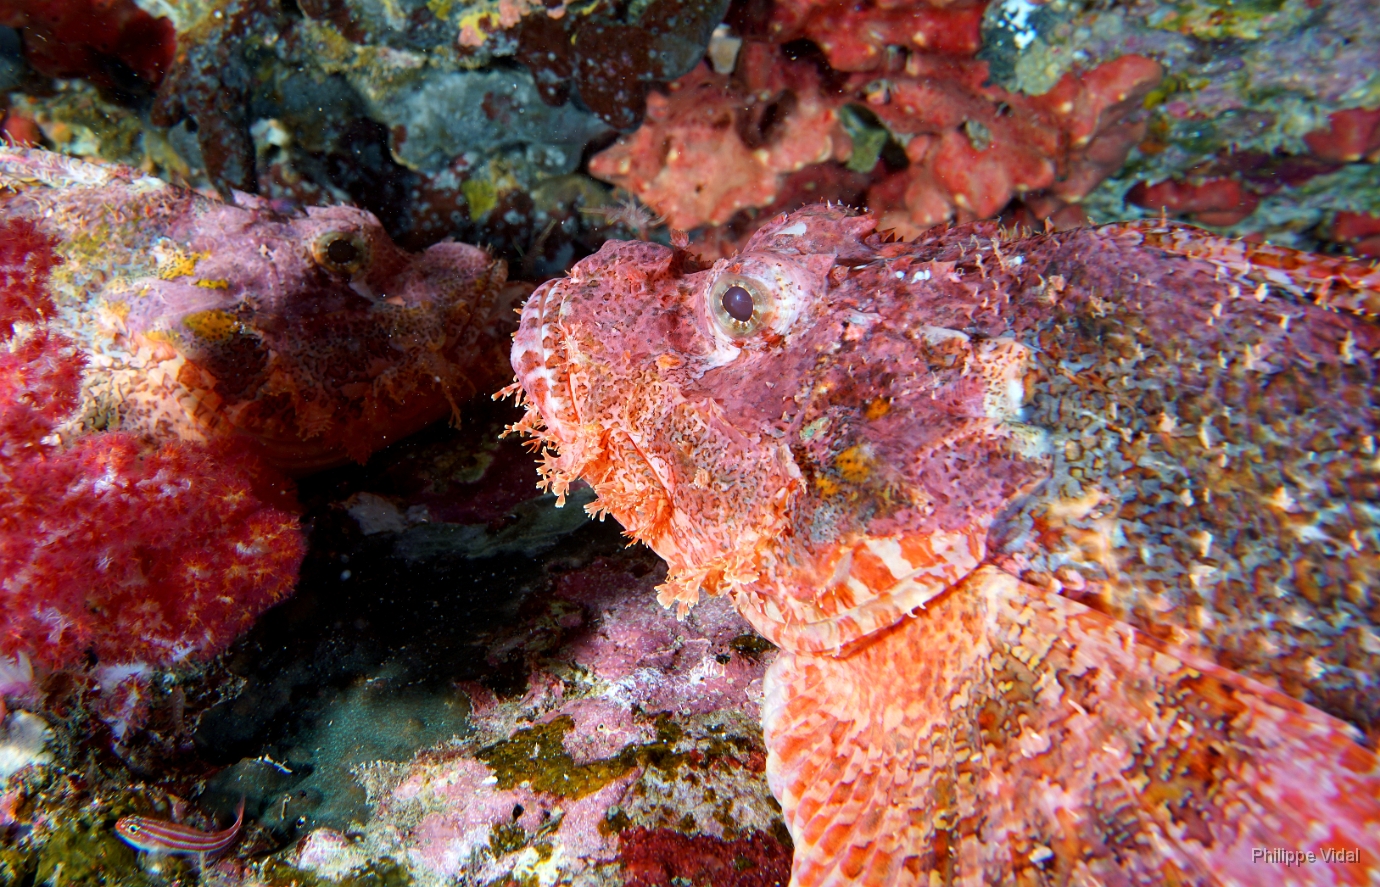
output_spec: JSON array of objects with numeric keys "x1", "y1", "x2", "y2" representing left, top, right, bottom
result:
[
  {"x1": 0, "y1": 148, "x2": 517, "y2": 473},
  {"x1": 509, "y1": 205, "x2": 1380, "y2": 884}
]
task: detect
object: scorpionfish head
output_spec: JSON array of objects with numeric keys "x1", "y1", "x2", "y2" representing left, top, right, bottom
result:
[
  {"x1": 118, "y1": 201, "x2": 508, "y2": 472},
  {"x1": 512, "y1": 205, "x2": 1050, "y2": 653}
]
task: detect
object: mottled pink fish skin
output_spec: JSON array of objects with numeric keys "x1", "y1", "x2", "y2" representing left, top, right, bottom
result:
[
  {"x1": 0, "y1": 147, "x2": 519, "y2": 473},
  {"x1": 508, "y1": 204, "x2": 1380, "y2": 884}
]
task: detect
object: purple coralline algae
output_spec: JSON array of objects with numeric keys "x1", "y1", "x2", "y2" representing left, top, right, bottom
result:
[{"x1": 352, "y1": 556, "x2": 785, "y2": 885}]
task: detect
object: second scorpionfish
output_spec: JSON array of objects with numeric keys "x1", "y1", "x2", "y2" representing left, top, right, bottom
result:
[
  {"x1": 509, "y1": 205, "x2": 1380, "y2": 885},
  {"x1": 0, "y1": 147, "x2": 518, "y2": 473}
]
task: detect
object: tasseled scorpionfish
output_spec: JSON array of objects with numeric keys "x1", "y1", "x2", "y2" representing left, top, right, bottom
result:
[
  {"x1": 0, "y1": 147, "x2": 519, "y2": 472},
  {"x1": 508, "y1": 205, "x2": 1380, "y2": 884}
]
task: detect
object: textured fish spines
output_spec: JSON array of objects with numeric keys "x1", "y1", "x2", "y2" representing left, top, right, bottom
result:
[
  {"x1": 994, "y1": 223, "x2": 1380, "y2": 737},
  {"x1": 1115, "y1": 218, "x2": 1380, "y2": 316},
  {"x1": 734, "y1": 524, "x2": 994, "y2": 657}
]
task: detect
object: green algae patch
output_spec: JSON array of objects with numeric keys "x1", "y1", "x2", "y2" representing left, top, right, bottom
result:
[
  {"x1": 259, "y1": 857, "x2": 413, "y2": 887},
  {"x1": 183, "y1": 308, "x2": 243, "y2": 342},
  {"x1": 35, "y1": 819, "x2": 152, "y2": 887},
  {"x1": 477, "y1": 715, "x2": 639, "y2": 798},
  {"x1": 1148, "y1": 0, "x2": 1305, "y2": 40},
  {"x1": 489, "y1": 821, "x2": 529, "y2": 856},
  {"x1": 477, "y1": 713, "x2": 695, "y2": 800},
  {"x1": 462, "y1": 176, "x2": 499, "y2": 222},
  {"x1": 0, "y1": 846, "x2": 36, "y2": 885},
  {"x1": 599, "y1": 805, "x2": 633, "y2": 836},
  {"x1": 838, "y1": 105, "x2": 891, "y2": 174}
]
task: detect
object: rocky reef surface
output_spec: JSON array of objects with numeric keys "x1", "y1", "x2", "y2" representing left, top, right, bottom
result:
[
  {"x1": 0, "y1": 0, "x2": 1375, "y2": 262},
  {"x1": 0, "y1": 0, "x2": 1377, "y2": 883}
]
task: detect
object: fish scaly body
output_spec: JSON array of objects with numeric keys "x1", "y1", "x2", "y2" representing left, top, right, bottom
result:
[
  {"x1": 508, "y1": 205, "x2": 1380, "y2": 884},
  {"x1": 115, "y1": 798, "x2": 245, "y2": 866},
  {"x1": 0, "y1": 147, "x2": 520, "y2": 473}
]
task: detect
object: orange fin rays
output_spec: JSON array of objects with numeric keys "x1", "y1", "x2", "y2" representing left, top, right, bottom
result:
[{"x1": 764, "y1": 566, "x2": 1380, "y2": 886}]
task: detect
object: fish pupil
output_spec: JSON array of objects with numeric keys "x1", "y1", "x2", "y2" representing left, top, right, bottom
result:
[
  {"x1": 327, "y1": 238, "x2": 358, "y2": 266},
  {"x1": 722, "y1": 285, "x2": 754, "y2": 322}
]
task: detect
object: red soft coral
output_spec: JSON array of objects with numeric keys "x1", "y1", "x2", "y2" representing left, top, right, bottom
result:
[
  {"x1": 0, "y1": 218, "x2": 60, "y2": 337},
  {"x1": 0, "y1": 220, "x2": 304, "y2": 671}
]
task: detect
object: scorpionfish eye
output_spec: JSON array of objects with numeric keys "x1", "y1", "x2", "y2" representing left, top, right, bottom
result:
[
  {"x1": 709, "y1": 274, "x2": 773, "y2": 337},
  {"x1": 312, "y1": 230, "x2": 371, "y2": 277}
]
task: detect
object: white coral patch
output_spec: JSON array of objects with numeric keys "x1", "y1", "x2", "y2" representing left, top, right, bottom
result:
[{"x1": 0, "y1": 711, "x2": 52, "y2": 780}]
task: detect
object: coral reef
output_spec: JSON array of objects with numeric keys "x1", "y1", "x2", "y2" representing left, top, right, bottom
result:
[
  {"x1": 589, "y1": 35, "x2": 1164, "y2": 243},
  {"x1": 0, "y1": 217, "x2": 305, "y2": 673},
  {"x1": 508, "y1": 206, "x2": 1380, "y2": 882},
  {"x1": 581, "y1": 0, "x2": 1380, "y2": 251},
  {"x1": 0, "y1": 0, "x2": 1370, "y2": 262},
  {"x1": 866, "y1": 52, "x2": 1165, "y2": 235},
  {"x1": 357, "y1": 553, "x2": 782, "y2": 887},
  {"x1": 0, "y1": 399, "x2": 785, "y2": 885},
  {"x1": 0, "y1": 148, "x2": 519, "y2": 473},
  {"x1": 0, "y1": 0, "x2": 639, "y2": 278},
  {"x1": 981, "y1": 0, "x2": 1380, "y2": 246},
  {"x1": 763, "y1": 0, "x2": 986, "y2": 73},
  {"x1": 2, "y1": 1, "x2": 1379, "y2": 885}
]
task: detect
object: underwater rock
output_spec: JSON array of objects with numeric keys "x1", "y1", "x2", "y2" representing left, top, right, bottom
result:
[
  {"x1": 356, "y1": 556, "x2": 782, "y2": 885},
  {"x1": 508, "y1": 205, "x2": 1380, "y2": 883},
  {"x1": 0, "y1": 711, "x2": 51, "y2": 781},
  {"x1": 3, "y1": 79, "x2": 196, "y2": 183},
  {"x1": 165, "y1": 398, "x2": 786, "y2": 884},
  {"x1": 359, "y1": 68, "x2": 611, "y2": 177},
  {"x1": 0, "y1": 147, "x2": 520, "y2": 473},
  {"x1": 147, "y1": 0, "x2": 284, "y2": 195},
  {"x1": 485, "y1": 0, "x2": 732, "y2": 129}
]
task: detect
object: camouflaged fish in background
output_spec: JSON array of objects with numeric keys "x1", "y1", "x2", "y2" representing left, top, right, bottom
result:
[
  {"x1": 508, "y1": 205, "x2": 1380, "y2": 884},
  {"x1": 0, "y1": 147, "x2": 520, "y2": 473}
]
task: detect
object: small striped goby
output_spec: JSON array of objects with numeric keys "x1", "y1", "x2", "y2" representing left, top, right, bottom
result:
[{"x1": 115, "y1": 798, "x2": 245, "y2": 866}]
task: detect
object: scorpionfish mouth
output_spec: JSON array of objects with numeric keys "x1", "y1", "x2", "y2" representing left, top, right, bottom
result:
[{"x1": 511, "y1": 277, "x2": 580, "y2": 444}]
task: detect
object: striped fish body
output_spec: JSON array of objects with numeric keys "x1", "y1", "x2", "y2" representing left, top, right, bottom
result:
[{"x1": 115, "y1": 798, "x2": 244, "y2": 867}]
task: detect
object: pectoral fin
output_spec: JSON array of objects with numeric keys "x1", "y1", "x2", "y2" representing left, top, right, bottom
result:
[{"x1": 763, "y1": 566, "x2": 1380, "y2": 886}]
